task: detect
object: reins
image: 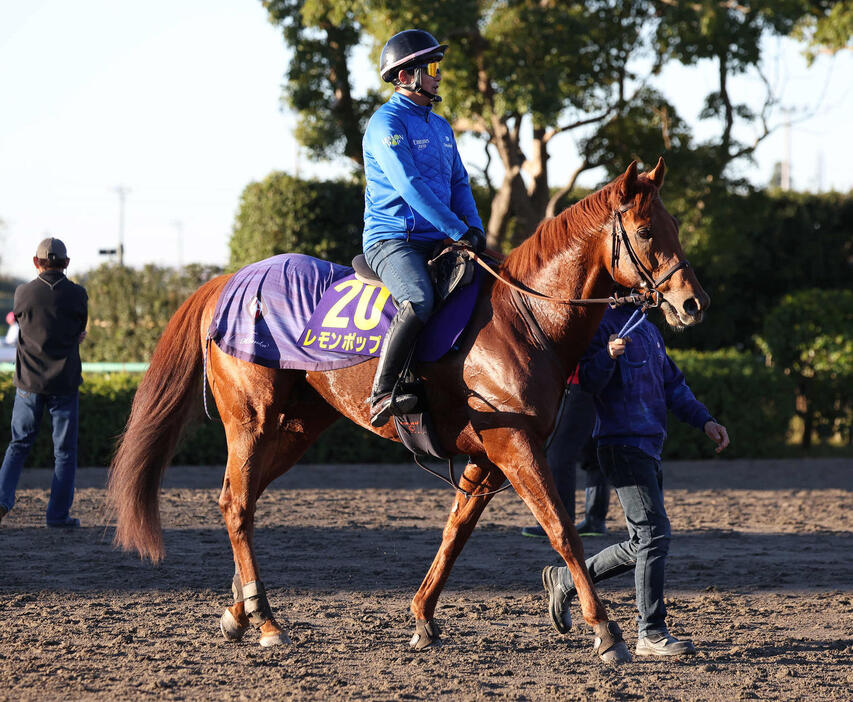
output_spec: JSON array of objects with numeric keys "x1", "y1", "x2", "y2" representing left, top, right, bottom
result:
[{"x1": 461, "y1": 207, "x2": 691, "y2": 314}]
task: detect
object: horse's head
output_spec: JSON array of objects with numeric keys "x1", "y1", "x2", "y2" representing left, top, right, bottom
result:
[{"x1": 606, "y1": 158, "x2": 709, "y2": 329}]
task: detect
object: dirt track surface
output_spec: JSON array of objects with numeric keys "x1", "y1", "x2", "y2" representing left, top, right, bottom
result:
[{"x1": 1, "y1": 458, "x2": 851, "y2": 701}]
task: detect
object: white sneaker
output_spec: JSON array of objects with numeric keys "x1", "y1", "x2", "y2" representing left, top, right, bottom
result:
[{"x1": 636, "y1": 632, "x2": 696, "y2": 656}]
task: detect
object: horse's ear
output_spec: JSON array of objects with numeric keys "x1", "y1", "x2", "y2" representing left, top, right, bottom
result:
[
  {"x1": 648, "y1": 156, "x2": 666, "y2": 188},
  {"x1": 619, "y1": 161, "x2": 639, "y2": 202}
]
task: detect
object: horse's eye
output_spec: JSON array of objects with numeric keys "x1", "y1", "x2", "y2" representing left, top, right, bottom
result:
[{"x1": 636, "y1": 227, "x2": 652, "y2": 240}]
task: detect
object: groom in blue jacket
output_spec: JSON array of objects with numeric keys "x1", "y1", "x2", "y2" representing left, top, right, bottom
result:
[
  {"x1": 362, "y1": 29, "x2": 485, "y2": 428},
  {"x1": 541, "y1": 304, "x2": 729, "y2": 656}
]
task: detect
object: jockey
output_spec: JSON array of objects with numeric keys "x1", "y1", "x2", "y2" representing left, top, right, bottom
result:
[{"x1": 362, "y1": 29, "x2": 485, "y2": 428}]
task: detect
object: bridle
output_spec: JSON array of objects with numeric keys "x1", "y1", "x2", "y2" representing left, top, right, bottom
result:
[
  {"x1": 465, "y1": 206, "x2": 690, "y2": 313},
  {"x1": 610, "y1": 207, "x2": 690, "y2": 309}
]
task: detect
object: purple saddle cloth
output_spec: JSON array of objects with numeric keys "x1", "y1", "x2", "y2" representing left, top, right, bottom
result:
[{"x1": 208, "y1": 253, "x2": 480, "y2": 371}]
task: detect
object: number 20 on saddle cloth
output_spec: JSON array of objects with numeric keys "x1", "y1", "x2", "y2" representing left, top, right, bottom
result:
[{"x1": 207, "y1": 252, "x2": 480, "y2": 376}]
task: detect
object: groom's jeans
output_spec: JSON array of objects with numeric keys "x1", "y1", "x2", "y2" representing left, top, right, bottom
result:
[
  {"x1": 0, "y1": 389, "x2": 79, "y2": 523},
  {"x1": 557, "y1": 444, "x2": 671, "y2": 637}
]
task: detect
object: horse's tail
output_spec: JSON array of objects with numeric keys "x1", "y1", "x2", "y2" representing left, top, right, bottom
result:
[{"x1": 107, "y1": 274, "x2": 230, "y2": 563}]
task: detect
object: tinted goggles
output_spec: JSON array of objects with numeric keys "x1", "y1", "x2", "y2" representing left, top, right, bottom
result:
[{"x1": 417, "y1": 61, "x2": 440, "y2": 77}]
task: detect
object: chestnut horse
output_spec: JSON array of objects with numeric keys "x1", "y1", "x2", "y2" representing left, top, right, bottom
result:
[{"x1": 107, "y1": 158, "x2": 708, "y2": 664}]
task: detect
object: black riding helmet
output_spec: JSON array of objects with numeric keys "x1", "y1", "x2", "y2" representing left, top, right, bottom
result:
[{"x1": 380, "y1": 29, "x2": 448, "y2": 103}]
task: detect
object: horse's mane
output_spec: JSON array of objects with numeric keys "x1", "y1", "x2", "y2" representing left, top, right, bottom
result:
[{"x1": 503, "y1": 173, "x2": 659, "y2": 281}]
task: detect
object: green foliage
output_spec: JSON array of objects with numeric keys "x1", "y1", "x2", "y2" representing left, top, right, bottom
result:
[
  {"x1": 260, "y1": 1, "x2": 845, "y2": 243},
  {"x1": 793, "y1": 2, "x2": 853, "y2": 63},
  {"x1": 228, "y1": 172, "x2": 365, "y2": 271},
  {"x1": 659, "y1": 188, "x2": 853, "y2": 351},
  {"x1": 0, "y1": 373, "x2": 229, "y2": 468},
  {"x1": 80, "y1": 263, "x2": 223, "y2": 362},
  {"x1": 261, "y1": 0, "x2": 381, "y2": 164},
  {"x1": 664, "y1": 349, "x2": 796, "y2": 460},
  {"x1": 755, "y1": 289, "x2": 853, "y2": 446},
  {"x1": 0, "y1": 371, "x2": 408, "y2": 467}
]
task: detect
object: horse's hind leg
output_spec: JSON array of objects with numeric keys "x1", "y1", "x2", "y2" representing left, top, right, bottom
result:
[
  {"x1": 213, "y1": 361, "x2": 340, "y2": 646},
  {"x1": 217, "y1": 419, "x2": 292, "y2": 646},
  {"x1": 409, "y1": 458, "x2": 506, "y2": 650},
  {"x1": 219, "y1": 410, "x2": 339, "y2": 646}
]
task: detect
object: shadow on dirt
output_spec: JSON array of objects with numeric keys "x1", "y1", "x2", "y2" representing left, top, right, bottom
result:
[{"x1": 1, "y1": 524, "x2": 850, "y2": 595}]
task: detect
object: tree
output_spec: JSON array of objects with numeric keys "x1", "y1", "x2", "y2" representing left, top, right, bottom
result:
[
  {"x1": 793, "y1": 2, "x2": 853, "y2": 62},
  {"x1": 229, "y1": 172, "x2": 365, "y2": 271},
  {"x1": 756, "y1": 289, "x2": 853, "y2": 448},
  {"x1": 261, "y1": 0, "x2": 382, "y2": 165},
  {"x1": 261, "y1": 1, "x2": 844, "y2": 248}
]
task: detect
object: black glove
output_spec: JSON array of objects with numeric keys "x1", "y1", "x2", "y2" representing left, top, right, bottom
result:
[{"x1": 458, "y1": 227, "x2": 486, "y2": 254}]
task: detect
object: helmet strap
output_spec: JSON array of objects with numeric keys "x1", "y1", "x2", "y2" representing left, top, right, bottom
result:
[{"x1": 394, "y1": 67, "x2": 441, "y2": 103}]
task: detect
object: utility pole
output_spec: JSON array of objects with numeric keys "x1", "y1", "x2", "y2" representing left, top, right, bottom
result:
[
  {"x1": 780, "y1": 109, "x2": 793, "y2": 192},
  {"x1": 173, "y1": 220, "x2": 184, "y2": 270},
  {"x1": 115, "y1": 185, "x2": 130, "y2": 266}
]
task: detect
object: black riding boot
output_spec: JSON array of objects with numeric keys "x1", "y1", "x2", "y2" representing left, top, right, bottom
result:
[{"x1": 370, "y1": 301, "x2": 424, "y2": 428}]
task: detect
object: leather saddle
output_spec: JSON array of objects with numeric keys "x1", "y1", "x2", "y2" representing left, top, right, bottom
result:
[
  {"x1": 352, "y1": 243, "x2": 475, "y2": 304},
  {"x1": 351, "y1": 243, "x2": 477, "y2": 461}
]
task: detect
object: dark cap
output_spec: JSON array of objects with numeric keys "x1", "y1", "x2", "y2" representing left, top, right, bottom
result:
[{"x1": 36, "y1": 237, "x2": 68, "y2": 260}]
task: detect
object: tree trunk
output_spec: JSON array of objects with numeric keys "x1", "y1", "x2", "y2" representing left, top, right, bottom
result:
[
  {"x1": 325, "y1": 23, "x2": 363, "y2": 166},
  {"x1": 796, "y1": 381, "x2": 812, "y2": 449},
  {"x1": 486, "y1": 116, "x2": 554, "y2": 248}
]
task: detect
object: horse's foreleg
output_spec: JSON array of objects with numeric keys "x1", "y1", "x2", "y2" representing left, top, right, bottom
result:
[
  {"x1": 483, "y1": 431, "x2": 631, "y2": 663},
  {"x1": 220, "y1": 563, "x2": 250, "y2": 642},
  {"x1": 409, "y1": 459, "x2": 505, "y2": 650}
]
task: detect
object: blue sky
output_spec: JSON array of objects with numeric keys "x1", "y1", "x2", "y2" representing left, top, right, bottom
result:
[{"x1": 1, "y1": 0, "x2": 851, "y2": 281}]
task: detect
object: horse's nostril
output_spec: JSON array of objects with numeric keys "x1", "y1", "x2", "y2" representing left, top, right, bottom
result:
[{"x1": 683, "y1": 297, "x2": 699, "y2": 317}]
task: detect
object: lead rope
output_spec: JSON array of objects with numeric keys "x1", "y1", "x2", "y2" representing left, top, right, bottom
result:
[{"x1": 617, "y1": 307, "x2": 647, "y2": 338}]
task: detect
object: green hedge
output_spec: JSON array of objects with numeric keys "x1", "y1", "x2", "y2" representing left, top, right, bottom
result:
[
  {"x1": 0, "y1": 372, "x2": 408, "y2": 468},
  {"x1": 0, "y1": 348, "x2": 839, "y2": 467},
  {"x1": 664, "y1": 349, "x2": 796, "y2": 459}
]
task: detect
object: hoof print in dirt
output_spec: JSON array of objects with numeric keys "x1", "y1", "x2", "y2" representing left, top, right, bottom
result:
[{"x1": 409, "y1": 618, "x2": 441, "y2": 650}]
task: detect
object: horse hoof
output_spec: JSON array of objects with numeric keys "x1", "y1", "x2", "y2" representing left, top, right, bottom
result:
[
  {"x1": 259, "y1": 631, "x2": 290, "y2": 647},
  {"x1": 593, "y1": 621, "x2": 632, "y2": 665},
  {"x1": 220, "y1": 608, "x2": 249, "y2": 642},
  {"x1": 409, "y1": 618, "x2": 440, "y2": 650},
  {"x1": 599, "y1": 641, "x2": 632, "y2": 665}
]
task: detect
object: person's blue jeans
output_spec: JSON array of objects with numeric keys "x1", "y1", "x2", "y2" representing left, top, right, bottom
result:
[
  {"x1": 546, "y1": 385, "x2": 596, "y2": 521},
  {"x1": 365, "y1": 238, "x2": 436, "y2": 322},
  {"x1": 0, "y1": 389, "x2": 79, "y2": 524},
  {"x1": 579, "y1": 439, "x2": 609, "y2": 526},
  {"x1": 556, "y1": 444, "x2": 671, "y2": 637}
]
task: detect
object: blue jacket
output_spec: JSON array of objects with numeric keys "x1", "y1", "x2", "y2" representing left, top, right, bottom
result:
[
  {"x1": 362, "y1": 92, "x2": 483, "y2": 252},
  {"x1": 579, "y1": 306, "x2": 714, "y2": 461}
]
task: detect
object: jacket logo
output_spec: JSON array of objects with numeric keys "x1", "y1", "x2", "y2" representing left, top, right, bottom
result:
[
  {"x1": 382, "y1": 134, "x2": 404, "y2": 147},
  {"x1": 412, "y1": 138, "x2": 429, "y2": 150}
]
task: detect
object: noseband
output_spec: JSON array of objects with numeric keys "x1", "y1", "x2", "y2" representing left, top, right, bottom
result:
[{"x1": 611, "y1": 208, "x2": 690, "y2": 308}]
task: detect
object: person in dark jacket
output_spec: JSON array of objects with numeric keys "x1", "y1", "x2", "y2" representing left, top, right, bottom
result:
[
  {"x1": 541, "y1": 305, "x2": 729, "y2": 656},
  {"x1": 362, "y1": 29, "x2": 485, "y2": 427},
  {"x1": 0, "y1": 237, "x2": 88, "y2": 527},
  {"x1": 521, "y1": 371, "x2": 610, "y2": 538}
]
